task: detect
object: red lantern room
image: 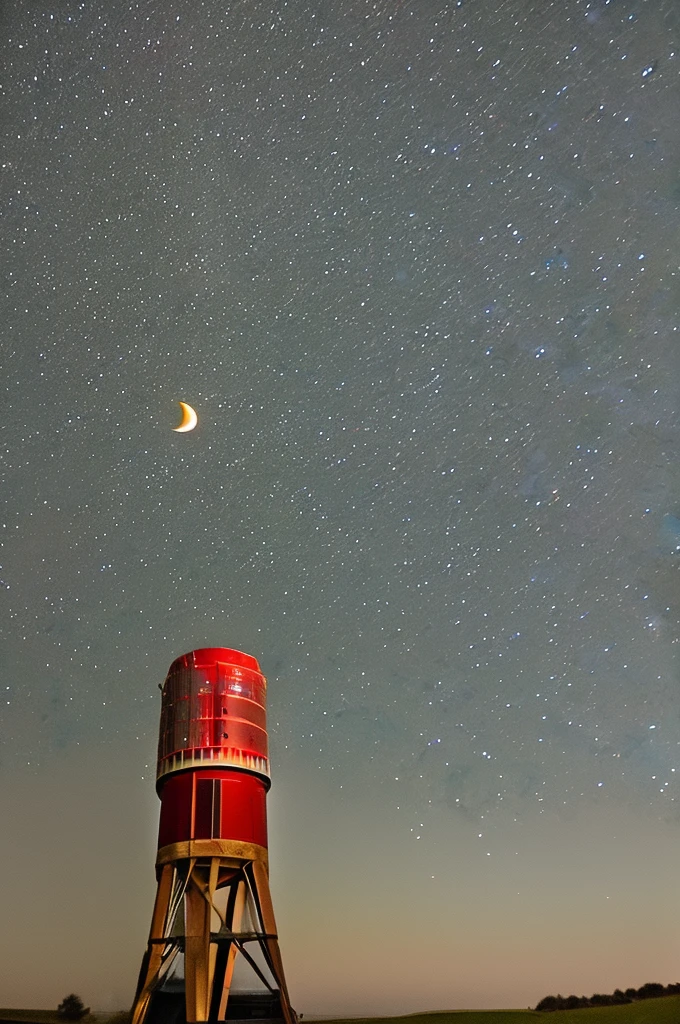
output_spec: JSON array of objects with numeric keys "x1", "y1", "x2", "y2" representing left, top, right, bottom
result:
[{"x1": 157, "y1": 647, "x2": 270, "y2": 785}]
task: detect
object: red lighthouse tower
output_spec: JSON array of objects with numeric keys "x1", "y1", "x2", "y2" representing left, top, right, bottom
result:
[{"x1": 131, "y1": 648, "x2": 296, "y2": 1024}]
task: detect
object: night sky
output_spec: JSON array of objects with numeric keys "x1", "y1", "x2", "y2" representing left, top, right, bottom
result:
[{"x1": 2, "y1": 0, "x2": 680, "y2": 1016}]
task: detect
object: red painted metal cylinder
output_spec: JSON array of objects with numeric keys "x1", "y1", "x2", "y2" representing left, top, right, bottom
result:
[
  {"x1": 157, "y1": 770, "x2": 268, "y2": 848},
  {"x1": 155, "y1": 647, "x2": 271, "y2": 850}
]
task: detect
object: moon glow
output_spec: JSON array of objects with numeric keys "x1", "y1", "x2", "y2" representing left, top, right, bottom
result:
[{"x1": 173, "y1": 401, "x2": 198, "y2": 432}]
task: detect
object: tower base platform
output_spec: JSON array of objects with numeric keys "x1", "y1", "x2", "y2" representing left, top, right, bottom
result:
[{"x1": 145, "y1": 989, "x2": 289, "y2": 1024}]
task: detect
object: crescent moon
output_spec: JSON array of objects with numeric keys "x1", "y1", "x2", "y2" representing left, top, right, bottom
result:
[{"x1": 173, "y1": 401, "x2": 198, "y2": 432}]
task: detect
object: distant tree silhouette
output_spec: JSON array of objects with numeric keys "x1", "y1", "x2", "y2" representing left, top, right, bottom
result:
[
  {"x1": 636, "y1": 982, "x2": 665, "y2": 999},
  {"x1": 535, "y1": 995, "x2": 560, "y2": 1011},
  {"x1": 57, "y1": 995, "x2": 90, "y2": 1021},
  {"x1": 536, "y1": 979, "x2": 680, "y2": 1011}
]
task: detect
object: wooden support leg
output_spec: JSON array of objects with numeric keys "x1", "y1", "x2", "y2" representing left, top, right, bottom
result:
[
  {"x1": 184, "y1": 868, "x2": 213, "y2": 1023},
  {"x1": 251, "y1": 860, "x2": 297, "y2": 1024},
  {"x1": 216, "y1": 877, "x2": 247, "y2": 1021},
  {"x1": 131, "y1": 863, "x2": 175, "y2": 1024}
]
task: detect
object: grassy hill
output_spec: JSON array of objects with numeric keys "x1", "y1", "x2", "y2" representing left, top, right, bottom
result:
[
  {"x1": 2, "y1": 1000, "x2": 680, "y2": 1024},
  {"x1": 0, "y1": 1015, "x2": 70, "y2": 1024},
  {"x1": 0, "y1": 1015, "x2": 122, "y2": 1024},
  {"x1": 318, "y1": 996, "x2": 680, "y2": 1024}
]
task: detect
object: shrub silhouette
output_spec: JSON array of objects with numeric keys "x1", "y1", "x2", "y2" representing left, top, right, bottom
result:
[{"x1": 57, "y1": 995, "x2": 90, "y2": 1021}]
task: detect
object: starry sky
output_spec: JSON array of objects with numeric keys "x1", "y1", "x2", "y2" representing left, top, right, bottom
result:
[{"x1": 1, "y1": 0, "x2": 680, "y2": 1016}]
